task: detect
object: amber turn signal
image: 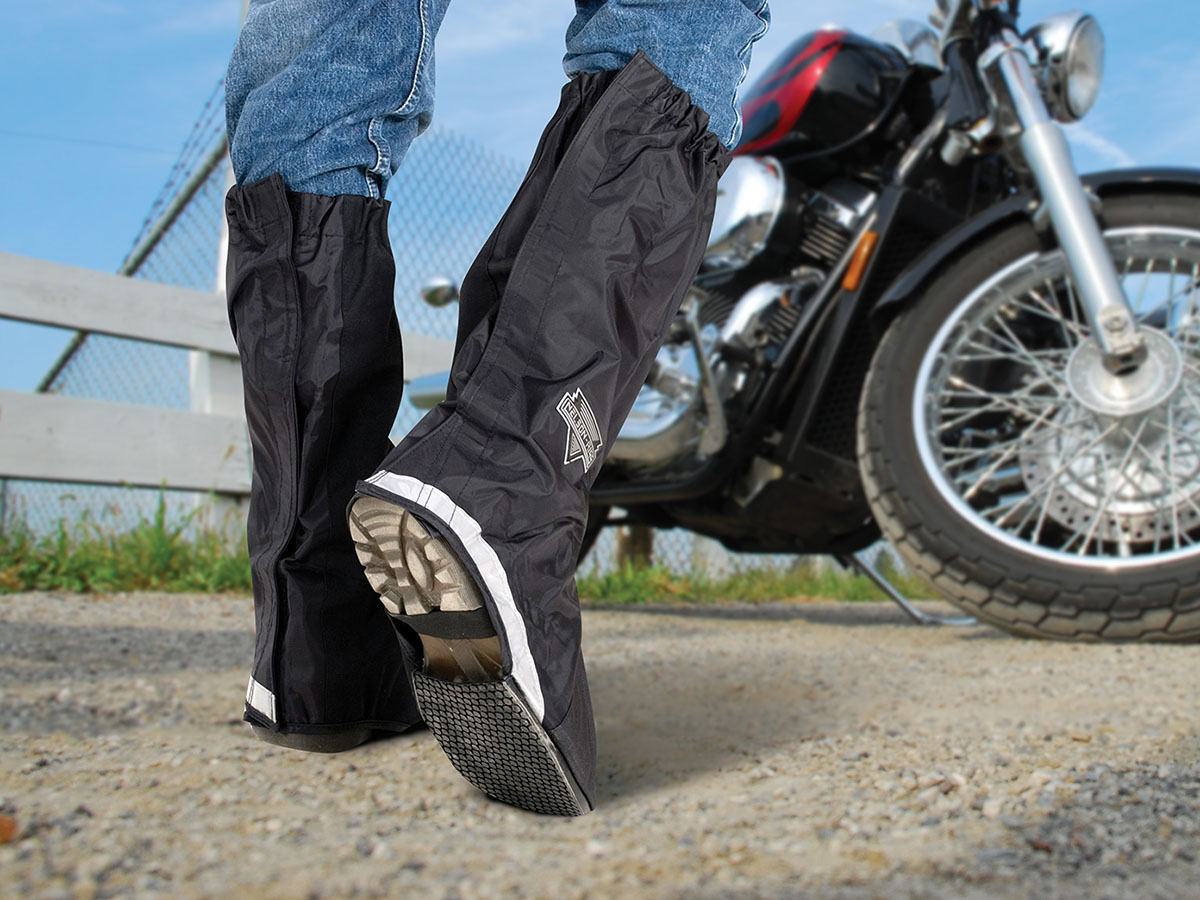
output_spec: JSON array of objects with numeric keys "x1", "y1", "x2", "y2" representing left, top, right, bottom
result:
[{"x1": 841, "y1": 230, "x2": 880, "y2": 292}]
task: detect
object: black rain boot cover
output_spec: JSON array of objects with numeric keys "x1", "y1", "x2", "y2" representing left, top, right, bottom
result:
[
  {"x1": 226, "y1": 177, "x2": 422, "y2": 734},
  {"x1": 356, "y1": 52, "x2": 727, "y2": 798}
]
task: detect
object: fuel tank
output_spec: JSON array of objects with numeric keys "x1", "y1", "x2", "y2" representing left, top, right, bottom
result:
[{"x1": 736, "y1": 29, "x2": 909, "y2": 158}]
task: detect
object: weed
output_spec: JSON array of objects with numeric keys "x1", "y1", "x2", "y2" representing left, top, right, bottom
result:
[
  {"x1": 1, "y1": 501, "x2": 932, "y2": 605},
  {"x1": 577, "y1": 557, "x2": 936, "y2": 606},
  {"x1": 0, "y1": 494, "x2": 251, "y2": 594}
]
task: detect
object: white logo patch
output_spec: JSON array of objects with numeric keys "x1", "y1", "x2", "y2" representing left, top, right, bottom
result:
[{"x1": 557, "y1": 388, "x2": 603, "y2": 471}]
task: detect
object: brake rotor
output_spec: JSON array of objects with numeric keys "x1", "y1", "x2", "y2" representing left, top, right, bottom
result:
[{"x1": 1019, "y1": 390, "x2": 1200, "y2": 544}]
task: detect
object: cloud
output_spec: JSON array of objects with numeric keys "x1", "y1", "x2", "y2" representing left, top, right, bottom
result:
[
  {"x1": 437, "y1": 0, "x2": 571, "y2": 57},
  {"x1": 743, "y1": 0, "x2": 931, "y2": 83},
  {"x1": 151, "y1": 0, "x2": 244, "y2": 35},
  {"x1": 1066, "y1": 123, "x2": 1136, "y2": 168}
]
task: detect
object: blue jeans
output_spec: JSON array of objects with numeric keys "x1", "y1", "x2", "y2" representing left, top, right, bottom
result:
[{"x1": 226, "y1": 0, "x2": 770, "y2": 198}]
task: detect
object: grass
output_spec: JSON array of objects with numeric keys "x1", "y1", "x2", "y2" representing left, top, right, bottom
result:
[
  {"x1": 0, "y1": 499, "x2": 932, "y2": 604},
  {"x1": 576, "y1": 557, "x2": 935, "y2": 606},
  {"x1": 0, "y1": 495, "x2": 251, "y2": 595}
]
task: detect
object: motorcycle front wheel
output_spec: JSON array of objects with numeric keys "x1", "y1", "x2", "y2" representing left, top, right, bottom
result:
[{"x1": 859, "y1": 191, "x2": 1200, "y2": 641}]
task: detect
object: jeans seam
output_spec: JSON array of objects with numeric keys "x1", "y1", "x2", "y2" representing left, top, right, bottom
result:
[
  {"x1": 394, "y1": 0, "x2": 431, "y2": 118},
  {"x1": 729, "y1": 0, "x2": 771, "y2": 148},
  {"x1": 364, "y1": 0, "x2": 431, "y2": 198},
  {"x1": 366, "y1": 117, "x2": 388, "y2": 198}
]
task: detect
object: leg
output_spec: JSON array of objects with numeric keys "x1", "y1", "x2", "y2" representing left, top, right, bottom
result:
[
  {"x1": 226, "y1": 0, "x2": 449, "y2": 198},
  {"x1": 564, "y1": 0, "x2": 771, "y2": 149},
  {"x1": 447, "y1": 0, "x2": 770, "y2": 372},
  {"x1": 351, "y1": 1, "x2": 770, "y2": 811},
  {"x1": 223, "y1": 0, "x2": 450, "y2": 745}
]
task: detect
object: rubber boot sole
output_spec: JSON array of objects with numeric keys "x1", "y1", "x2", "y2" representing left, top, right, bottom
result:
[
  {"x1": 349, "y1": 495, "x2": 590, "y2": 816},
  {"x1": 250, "y1": 724, "x2": 374, "y2": 752}
]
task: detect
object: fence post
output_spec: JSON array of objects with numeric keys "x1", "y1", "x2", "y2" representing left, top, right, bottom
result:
[
  {"x1": 615, "y1": 524, "x2": 654, "y2": 570},
  {"x1": 190, "y1": 153, "x2": 248, "y2": 540}
]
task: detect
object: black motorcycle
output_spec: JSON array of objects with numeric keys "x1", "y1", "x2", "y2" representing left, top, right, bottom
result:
[{"x1": 415, "y1": 0, "x2": 1200, "y2": 642}]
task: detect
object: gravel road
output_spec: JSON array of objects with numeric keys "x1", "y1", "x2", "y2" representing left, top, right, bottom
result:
[{"x1": 3, "y1": 591, "x2": 1200, "y2": 899}]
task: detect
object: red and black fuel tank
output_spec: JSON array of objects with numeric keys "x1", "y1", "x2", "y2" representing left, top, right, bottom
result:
[{"x1": 735, "y1": 29, "x2": 910, "y2": 158}]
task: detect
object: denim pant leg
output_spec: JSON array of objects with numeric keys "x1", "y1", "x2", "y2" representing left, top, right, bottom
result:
[
  {"x1": 563, "y1": 0, "x2": 771, "y2": 149},
  {"x1": 225, "y1": 0, "x2": 451, "y2": 198}
]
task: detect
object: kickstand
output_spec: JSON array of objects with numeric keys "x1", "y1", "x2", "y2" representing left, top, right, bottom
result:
[{"x1": 834, "y1": 553, "x2": 977, "y2": 627}]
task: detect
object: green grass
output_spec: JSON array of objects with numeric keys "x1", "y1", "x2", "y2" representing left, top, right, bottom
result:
[
  {"x1": 0, "y1": 499, "x2": 930, "y2": 604},
  {"x1": 0, "y1": 495, "x2": 251, "y2": 594},
  {"x1": 577, "y1": 557, "x2": 935, "y2": 606}
]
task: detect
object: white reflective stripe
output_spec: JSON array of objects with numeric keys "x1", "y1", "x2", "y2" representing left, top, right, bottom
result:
[
  {"x1": 365, "y1": 470, "x2": 546, "y2": 722},
  {"x1": 245, "y1": 677, "x2": 276, "y2": 722}
]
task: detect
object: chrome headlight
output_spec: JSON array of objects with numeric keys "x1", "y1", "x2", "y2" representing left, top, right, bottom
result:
[
  {"x1": 702, "y1": 156, "x2": 785, "y2": 273},
  {"x1": 1024, "y1": 12, "x2": 1105, "y2": 122}
]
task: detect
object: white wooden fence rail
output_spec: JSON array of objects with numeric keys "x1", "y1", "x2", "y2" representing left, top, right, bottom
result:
[{"x1": 0, "y1": 251, "x2": 454, "y2": 497}]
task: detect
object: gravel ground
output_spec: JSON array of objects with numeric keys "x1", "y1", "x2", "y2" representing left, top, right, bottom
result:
[{"x1": 3, "y1": 591, "x2": 1200, "y2": 899}]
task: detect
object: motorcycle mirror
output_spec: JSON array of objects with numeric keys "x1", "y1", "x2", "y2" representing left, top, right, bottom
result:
[
  {"x1": 929, "y1": 0, "x2": 950, "y2": 28},
  {"x1": 419, "y1": 276, "x2": 460, "y2": 307}
]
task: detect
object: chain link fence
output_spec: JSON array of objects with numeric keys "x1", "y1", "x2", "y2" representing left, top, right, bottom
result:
[{"x1": 0, "y1": 95, "x2": 877, "y2": 577}]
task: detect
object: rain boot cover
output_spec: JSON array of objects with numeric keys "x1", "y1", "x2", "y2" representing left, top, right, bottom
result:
[
  {"x1": 356, "y1": 52, "x2": 727, "y2": 797},
  {"x1": 226, "y1": 176, "x2": 422, "y2": 734}
]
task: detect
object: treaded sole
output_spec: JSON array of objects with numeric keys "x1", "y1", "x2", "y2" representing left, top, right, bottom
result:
[
  {"x1": 349, "y1": 495, "x2": 486, "y2": 617},
  {"x1": 350, "y1": 493, "x2": 590, "y2": 816},
  {"x1": 412, "y1": 672, "x2": 590, "y2": 816}
]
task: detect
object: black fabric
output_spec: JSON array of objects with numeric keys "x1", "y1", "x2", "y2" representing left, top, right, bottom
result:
[
  {"x1": 357, "y1": 51, "x2": 728, "y2": 800},
  {"x1": 225, "y1": 176, "x2": 422, "y2": 733},
  {"x1": 443, "y1": 67, "x2": 622, "y2": 405}
]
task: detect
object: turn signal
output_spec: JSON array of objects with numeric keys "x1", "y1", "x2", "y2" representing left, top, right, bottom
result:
[{"x1": 842, "y1": 231, "x2": 880, "y2": 292}]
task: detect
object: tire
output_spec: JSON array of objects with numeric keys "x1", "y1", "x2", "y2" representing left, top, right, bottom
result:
[{"x1": 859, "y1": 191, "x2": 1200, "y2": 642}]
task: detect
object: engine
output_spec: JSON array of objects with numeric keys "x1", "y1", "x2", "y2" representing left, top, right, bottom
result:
[{"x1": 606, "y1": 159, "x2": 877, "y2": 473}]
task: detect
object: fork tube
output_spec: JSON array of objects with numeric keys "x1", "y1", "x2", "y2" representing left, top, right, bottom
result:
[{"x1": 994, "y1": 44, "x2": 1144, "y2": 369}]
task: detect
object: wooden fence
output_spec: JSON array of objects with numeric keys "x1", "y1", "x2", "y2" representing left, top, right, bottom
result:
[{"x1": 0, "y1": 249, "x2": 453, "y2": 515}]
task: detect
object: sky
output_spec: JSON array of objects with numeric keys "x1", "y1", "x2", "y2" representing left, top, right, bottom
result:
[{"x1": 1, "y1": 0, "x2": 1197, "y2": 392}]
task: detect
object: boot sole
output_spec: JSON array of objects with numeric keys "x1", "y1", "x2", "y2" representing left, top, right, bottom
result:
[
  {"x1": 250, "y1": 724, "x2": 373, "y2": 753},
  {"x1": 349, "y1": 495, "x2": 591, "y2": 816}
]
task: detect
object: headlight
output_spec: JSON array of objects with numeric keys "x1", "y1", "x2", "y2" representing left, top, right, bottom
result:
[
  {"x1": 702, "y1": 156, "x2": 785, "y2": 273},
  {"x1": 1024, "y1": 12, "x2": 1105, "y2": 122}
]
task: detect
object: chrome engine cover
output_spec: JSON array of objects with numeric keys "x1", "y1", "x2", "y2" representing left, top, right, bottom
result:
[
  {"x1": 608, "y1": 277, "x2": 822, "y2": 466},
  {"x1": 607, "y1": 339, "x2": 706, "y2": 464},
  {"x1": 702, "y1": 156, "x2": 785, "y2": 273}
]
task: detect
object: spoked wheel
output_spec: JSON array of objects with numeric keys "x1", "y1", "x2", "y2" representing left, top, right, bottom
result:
[{"x1": 859, "y1": 192, "x2": 1200, "y2": 641}]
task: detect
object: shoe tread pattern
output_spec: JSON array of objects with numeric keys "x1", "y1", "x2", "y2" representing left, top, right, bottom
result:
[
  {"x1": 349, "y1": 496, "x2": 484, "y2": 617},
  {"x1": 412, "y1": 673, "x2": 589, "y2": 817}
]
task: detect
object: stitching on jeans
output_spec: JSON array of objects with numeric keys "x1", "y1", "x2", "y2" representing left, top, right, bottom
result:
[
  {"x1": 729, "y1": 0, "x2": 771, "y2": 147},
  {"x1": 366, "y1": 117, "x2": 389, "y2": 198},
  {"x1": 393, "y1": 0, "x2": 430, "y2": 117},
  {"x1": 363, "y1": 0, "x2": 430, "y2": 194}
]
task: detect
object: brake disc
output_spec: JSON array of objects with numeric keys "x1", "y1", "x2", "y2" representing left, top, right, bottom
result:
[{"x1": 1019, "y1": 395, "x2": 1200, "y2": 544}]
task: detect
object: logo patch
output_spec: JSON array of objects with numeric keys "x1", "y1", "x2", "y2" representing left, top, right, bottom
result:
[{"x1": 557, "y1": 389, "x2": 602, "y2": 471}]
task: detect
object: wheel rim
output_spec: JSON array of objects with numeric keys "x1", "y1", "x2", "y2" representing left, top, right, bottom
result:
[{"x1": 913, "y1": 226, "x2": 1200, "y2": 570}]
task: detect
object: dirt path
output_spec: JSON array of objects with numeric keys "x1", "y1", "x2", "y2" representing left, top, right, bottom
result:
[{"x1": 3, "y1": 592, "x2": 1200, "y2": 899}]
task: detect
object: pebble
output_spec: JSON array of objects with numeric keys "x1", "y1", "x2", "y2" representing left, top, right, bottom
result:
[{"x1": 4, "y1": 592, "x2": 1200, "y2": 899}]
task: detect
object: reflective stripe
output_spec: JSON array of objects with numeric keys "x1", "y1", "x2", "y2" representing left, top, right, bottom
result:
[
  {"x1": 365, "y1": 470, "x2": 546, "y2": 723},
  {"x1": 245, "y1": 677, "x2": 276, "y2": 722}
]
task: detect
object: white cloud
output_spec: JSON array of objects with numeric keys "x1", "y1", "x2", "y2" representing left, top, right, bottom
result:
[
  {"x1": 743, "y1": 0, "x2": 930, "y2": 84},
  {"x1": 437, "y1": 0, "x2": 571, "y2": 57},
  {"x1": 1066, "y1": 123, "x2": 1136, "y2": 169},
  {"x1": 151, "y1": 0, "x2": 244, "y2": 35}
]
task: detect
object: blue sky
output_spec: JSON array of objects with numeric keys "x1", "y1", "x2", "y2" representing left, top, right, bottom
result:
[{"x1": 1, "y1": 0, "x2": 1196, "y2": 391}]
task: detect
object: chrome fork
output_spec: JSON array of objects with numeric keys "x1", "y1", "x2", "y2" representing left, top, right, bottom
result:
[{"x1": 982, "y1": 32, "x2": 1145, "y2": 371}]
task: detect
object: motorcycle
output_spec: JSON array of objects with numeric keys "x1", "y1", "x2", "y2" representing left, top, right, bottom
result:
[{"x1": 413, "y1": 0, "x2": 1200, "y2": 642}]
